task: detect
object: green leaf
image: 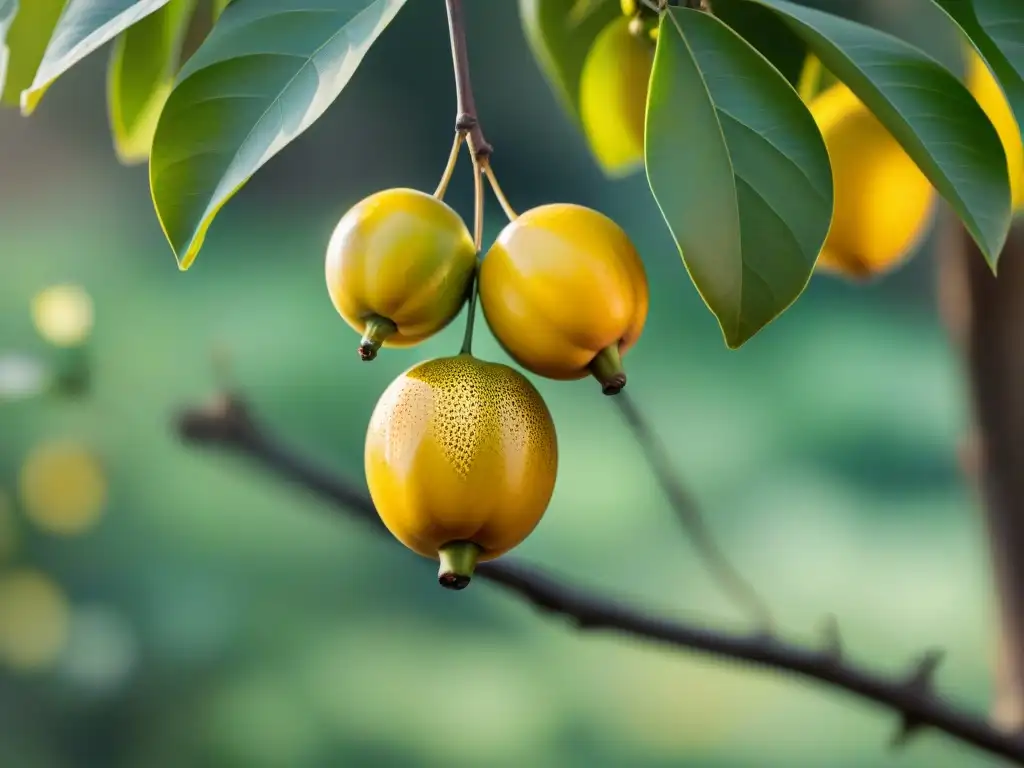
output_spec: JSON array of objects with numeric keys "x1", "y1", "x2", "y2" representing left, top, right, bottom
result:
[
  {"x1": 712, "y1": 0, "x2": 806, "y2": 86},
  {"x1": 150, "y1": 0, "x2": 407, "y2": 270},
  {"x1": 107, "y1": 0, "x2": 195, "y2": 164},
  {"x1": 1, "y1": 0, "x2": 66, "y2": 107},
  {"x1": 645, "y1": 8, "x2": 833, "y2": 349},
  {"x1": 22, "y1": 0, "x2": 178, "y2": 116},
  {"x1": 742, "y1": 0, "x2": 1012, "y2": 269},
  {"x1": 0, "y1": 0, "x2": 17, "y2": 94},
  {"x1": 212, "y1": 0, "x2": 230, "y2": 22},
  {"x1": 518, "y1": 0, "x2": 621, "y2": 127},
  {"x1": 931, "y1": 0, "x2": 1024, "y2": 125}
]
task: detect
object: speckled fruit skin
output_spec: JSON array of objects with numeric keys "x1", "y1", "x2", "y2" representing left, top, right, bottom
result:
[
  {"x1": 478, "y1": 203, "x2": 648, "y2": 381},
  {"x1": 365, "y1": 354, "x2": 558, "y2": 561},
  {"x1": 325, "y1": 187, "x2": 476, "y2": 347}
]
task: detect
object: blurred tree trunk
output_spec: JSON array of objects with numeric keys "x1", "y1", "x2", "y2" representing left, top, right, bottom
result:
[{"x1": 939, "y1": 211, "x2": 1024, "y2": 730}]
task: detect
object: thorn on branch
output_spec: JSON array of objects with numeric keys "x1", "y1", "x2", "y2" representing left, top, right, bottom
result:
[
  {"x1": 819, "y1": 614, "x2": 843, "y2": 662},
  {"x1": 890, "y1": 649, "x2": 946, "y2": 750},
  {"x1": 176, "y1": 392, "x2": 259, "y2": 447}
]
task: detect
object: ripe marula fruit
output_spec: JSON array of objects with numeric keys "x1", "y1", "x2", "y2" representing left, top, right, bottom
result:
[
  {"x1": 325, "y1": 187, "x2": 476, "y2": 361},
  {"x1": 966, "y1": 49, "x2": 1024, "y2": 211},
  {"x1": 808, "y1": 82, "x2": 936, "y2": 280},
  {"x1": 365, "y1": 354, "x2": 558, "y2": 589},
  {"x1": 479, "y1": 203, "x2": 648, "y2": 395},
  {"x1": 580, "y1": 16, "x2": 654, "y2": 176}
]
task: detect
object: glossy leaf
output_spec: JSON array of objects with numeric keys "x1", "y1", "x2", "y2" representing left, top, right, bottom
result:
[
  {"x1": 0, "y1": 0, "x2": 16, "y2": 94},
  {"x1": 1, "y1": 0, "x2": 66, "y2": 107},
  {"x1": 518, "y1": 0, "x2": 621, "y2": 127},
  {"x1": 106, "y1": 0, "x2": 194, "y2": 164},
  {"x1": 931, "y1": 0, "x2": 1024, "y2": 126},
  {"x1": 211, "y1": 0, "x2": 229, "y2": 22},
  {"x1": 645, "y1": 8, "x2": 833, "y2": 348},
  {"x1": 712, "y1": 0, "x2": 806, "y2": 86},
  {"x1": 150, "y1": 0, "x2": 407, "y2": 270},
  {"x1": 743, "y1": 0, "x2": 1012, "y2": 268},
  {"x1": 23, "y1": 0, "x2": 176, "y2": 115}
]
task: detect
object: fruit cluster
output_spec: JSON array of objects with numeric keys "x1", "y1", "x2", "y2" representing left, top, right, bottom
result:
[
  {"x1": 581, "y1": 1, "x2": 1024, "y2": 281},
  {"x1": 325, "y1": 152, "x2": 648, "y2": 590}
]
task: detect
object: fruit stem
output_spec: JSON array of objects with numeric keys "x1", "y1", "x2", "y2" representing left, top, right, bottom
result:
[
  {"x1": 434, "y1": 131, "x2": 465, "y2": 200},
  {"x1": 483, "y1": 163, "x2": 518, "y2": 221},
  {"x1": 460, "y1": 265, "x2": 479, "y2": 356},
  {"x1": 438, "y1": 541, "x2": 481, "y2": 590},
  {"x1": 358, "y1": 315, "x2": 397, "y2": 361},
  {"x1": 589, "y1": 344, "x2": 628, "y2": 395}
]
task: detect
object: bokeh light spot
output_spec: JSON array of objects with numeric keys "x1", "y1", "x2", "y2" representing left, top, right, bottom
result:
[
  {"x1": 0, "y1": 569, "x2": 71, "y2": 672},
  {"x1": 0, "y1": 354, "x2": 49, "y2": 400},
  {"x1": 19, "y1": 440, "x2": 107, "y2": 536},
  {"x1": 31, "y1": 285, "x2": 94, "y2": 348},
  {"x1": 60, "y1": 604, "x2": 138, "y2": 695}
]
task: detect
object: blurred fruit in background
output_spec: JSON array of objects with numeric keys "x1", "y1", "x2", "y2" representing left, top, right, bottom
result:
[
  {"x1": 965, "y1": 48, "x2": 1024, "y2": 211},
  {"x1": 808, "y1": 82, "x2": 937, "y2": 280},
  {"x1": 580, "y1": 15, "x2": 654, "y2": 177},
  {"x1": 19, "y1": 439, "x2": 107, "y2": 537}
]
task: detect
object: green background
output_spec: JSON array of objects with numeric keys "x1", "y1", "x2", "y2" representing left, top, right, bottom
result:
[{"x1": 0, "y1": 0, "x2": 1004, "y2": 765}]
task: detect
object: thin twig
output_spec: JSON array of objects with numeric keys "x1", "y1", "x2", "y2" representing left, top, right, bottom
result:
[
  {"x1": 176, "y1": 393, "x2": 1024, "y2": 766},
  {"x1": 445, "y1": 0, "x2": 491, "y2": 163},
  {"x1": 614, "y1": 392, "x2": 774, "y2": 632}
]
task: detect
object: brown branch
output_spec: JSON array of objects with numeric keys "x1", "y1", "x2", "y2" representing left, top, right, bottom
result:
[
  {"x1": 176, "y1": 393, "x2": 1024, "y2": 765},
  {"x1": 938, "y1": 214, "x2": 1024, "y2": 733},
  {"x1": 445, "y1": 0, "x2": 491, "y2": 162}
]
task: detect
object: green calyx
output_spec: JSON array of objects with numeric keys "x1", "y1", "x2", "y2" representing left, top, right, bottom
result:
[
  {"x1": 437, "y1": 541, "x2": 482, "y2": 590},
  {"x1": 588, "y1": 344, "x2": 627, "y2": 396},
  {"x1": 358, "y1": 315, "x2": 398, "y2": 361}
]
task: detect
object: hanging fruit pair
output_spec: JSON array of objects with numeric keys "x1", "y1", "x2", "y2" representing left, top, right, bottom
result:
[
  {"x1": 323, "y1": 176, "x2": 649, "y2": 393},
  {"x1": 324, "y1": 118, "x2": 649, "y2": 590}
]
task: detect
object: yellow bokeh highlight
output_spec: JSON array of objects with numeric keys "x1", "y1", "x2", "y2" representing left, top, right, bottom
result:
[
  {"x1": 0, "y1": 491, "x2": 18, "y2": 562},
  {"x1": 19, "y1": 440, "x2": 107, "y2": 537},
  {"x1": 0, "y1": 569, "x2": 71, "y2": 672},
  {"x1": 31, "y1": 284, "x2": 94, "y2": 347}
]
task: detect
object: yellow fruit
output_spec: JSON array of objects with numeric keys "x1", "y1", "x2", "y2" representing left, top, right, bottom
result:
[
  {"x1": 325, "y1": 188, "x2": 477, "y2": 361},
  {"x1": 479, "y1": 203, "x2": 648, "y2": 395},
  {"x1": 580, "y1": 16, "x2": 654, "y2": 176},
  {"x1": 365, "y1": 354, "x2": 558, "y2": 589},
  {"x1": 620, "y1": 0, "x2": 637, "y2": 16},
  {"x1": 809, "y1": 83, "x2": 937, "y2": 280},
  {"x1": 966, "y1": 49, "x2": 1024, "y2": 211}
]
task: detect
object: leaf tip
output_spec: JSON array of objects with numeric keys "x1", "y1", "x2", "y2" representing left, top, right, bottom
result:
[{"x1": 19, "y1": 80, "x2": 48, "y2": 116}]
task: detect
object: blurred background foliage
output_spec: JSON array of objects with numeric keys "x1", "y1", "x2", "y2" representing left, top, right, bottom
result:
[{"x1": 0, "y1": 0, "x2": 1006, "y2": 765}]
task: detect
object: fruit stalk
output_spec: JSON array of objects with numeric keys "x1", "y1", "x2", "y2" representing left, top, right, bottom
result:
[
  {"x1": 358, "y1": 315, "x2": 398, "y2": 361},
  {"x1": 460, "y1": 267, "x2": 480, "y2": 355},
  {"x1": 589, "y1": 344, "x2": 627, "y2": 395},
  {"x1": 433, "y1": 131, "x2": 465, "y2": 200},
  {"x1": 438, "y1": 541, "x2": 482, "y2": 590}
]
